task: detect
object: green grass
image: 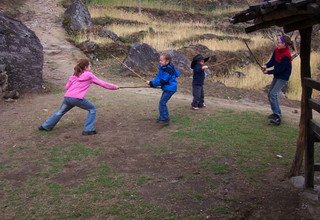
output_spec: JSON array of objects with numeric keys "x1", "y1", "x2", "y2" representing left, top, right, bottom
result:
[
  {"x1": 1, "y1": 109, "x2": 299, "y2": 219},
  {"x1": 172, "y1": 110, "x2": 297, "y2": 179}
]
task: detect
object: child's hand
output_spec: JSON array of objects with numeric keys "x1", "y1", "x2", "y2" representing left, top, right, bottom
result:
[
  {"x1": 202, "y1": 65, "x2": 209, "y2": 70},
  {"x1": 115, "y1": 86, "x2": 120, "y2": 90},
  {"x1": 261, "y1": 65, "x2": 266, "y2": 72},
  {"x1": 146, "y1": 81, "x2": 150, "y2": 85}
]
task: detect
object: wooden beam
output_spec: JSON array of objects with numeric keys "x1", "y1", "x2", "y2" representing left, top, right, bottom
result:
[
  {"x1": 315, "y1": 163, "x2": 320, "y2": 172},
  {"x1": 307, "y1": 3, "x2": 320, "y2": 15},
  {"x1": 300, "y1": 27, "x2": 314, "y2": 188},
  {"x1": 284, "y1": 16, "x2": 320, "y2": 33},
  {"x1": 309, "y1": 99, "x2": 320, "y2": 114},
  {"x1": 304, "y1": 77, "x2": 320, "y2": 91},
  {"x1": 245, "y1": 14, "x2": 313, "y2": 33}
]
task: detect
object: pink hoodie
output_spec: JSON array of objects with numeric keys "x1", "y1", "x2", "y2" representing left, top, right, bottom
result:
[{"x1": 64, "y1": 71, "x2": 118, "y2": 99}]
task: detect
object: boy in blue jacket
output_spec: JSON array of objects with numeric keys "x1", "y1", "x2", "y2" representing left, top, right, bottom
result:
[
  {"x1": 191, "y1": 54, "x2": 209, "y2": 110},
  {"x1": 147, "y1": 53, "x2": 180, "y2": 124}
]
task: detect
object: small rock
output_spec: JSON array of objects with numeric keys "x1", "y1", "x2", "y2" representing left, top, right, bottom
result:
[
  {"x1": 293, "y1": 109, "x2": 299, "y2": 114},
  {"x1": 290, "y1": 176, "x2": 305, "y2": 189}
]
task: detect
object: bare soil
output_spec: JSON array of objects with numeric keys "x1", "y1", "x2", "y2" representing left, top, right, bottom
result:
[{"x1": 0, "y1": 0, "x2": 312, "y2": 219}]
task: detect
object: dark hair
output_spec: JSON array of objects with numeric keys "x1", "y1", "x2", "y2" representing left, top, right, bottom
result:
[
  {"x1": 160, "y1": 53, "x2": 172, "y2": 62},
  {"x1": 74, "y1": 59, "x2": 90, "y2": 76},
  {"x1": 280, "y1": 35, "x2": 295, "y2": 51}
]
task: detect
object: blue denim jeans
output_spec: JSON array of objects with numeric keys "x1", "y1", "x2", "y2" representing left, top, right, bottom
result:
[
  {"x1": 41, "y1": 97, "x2": 96, "y2": 132},
  {"x1": 268, "y1": 78, "x2": 287, "y2": 118},
  {"x1": 159, "y1": 91, "x2": 175, "y2": 121},
  {"x1": 192, "y1": 85, "x2": 204, "y2": 107}
]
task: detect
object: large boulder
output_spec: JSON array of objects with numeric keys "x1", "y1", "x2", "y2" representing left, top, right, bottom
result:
[
  {"x1": 120, "y1": 43, "x2": 159, "y2": 76},
  {"x1": 63, "y1": 0, "x2": 92, "y2": 33},
  {"x1": 161, "y1": 50, "x2": 191, "y2": 76},
  {"x1": 0, "y1": 13, "x2": 43, "y2": 93},
  {"x1": 177, "y1": 44, "x2": 216, "y2": 63}
]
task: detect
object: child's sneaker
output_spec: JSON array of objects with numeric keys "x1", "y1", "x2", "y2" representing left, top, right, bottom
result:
[
  {"x1": 157, "y1": 120, "x2": 170, "y2": 125},
  {"x1": 267, "y1": 113, "x2": 277, "y2": 119},
  {"x1": 270, "y1": 116, "x2": 281, "y2": 125},
  {"x1": 192, "y1": 106, "x2": 199, "y2": 110},
  {"x1": 82, "y1": 130, "x2": 97, "y2": 135}
]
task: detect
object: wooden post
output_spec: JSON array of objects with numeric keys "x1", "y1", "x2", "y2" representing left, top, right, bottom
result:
[{"x1": 289, "y1": 26, "x2": 313, "y2": 178}]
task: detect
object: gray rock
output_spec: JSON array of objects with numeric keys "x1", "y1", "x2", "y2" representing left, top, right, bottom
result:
[
  {"x1": 79, "y1": 40, "x2": 97, "y2": 54},
  {"x1": 63, "y1": 0, "x2": 92, "y2": 33},
  {"x1": 290, "y1": 176, "x2": 305, "y2": 189},
  {"x1": 0, "y1": 13, "x2": 43, "y2": 93},
  {"x1": 97, "y1": 28, "x2": 121, "y2": 43},
  {"x1": 120, "y1": 43, "x2": 159, "y2": 76},
  {"x1": 161, "y1": 49, "x2": 191, "y2": 76}
]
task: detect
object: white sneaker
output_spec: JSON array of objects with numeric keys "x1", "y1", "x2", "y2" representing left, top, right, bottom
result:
[{"x1": 192, "y1": 106, "x2": 199, "y2": 110}]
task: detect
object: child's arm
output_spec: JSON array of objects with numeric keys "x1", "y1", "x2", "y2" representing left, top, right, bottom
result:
[
  {"x1": 266, "y1": 57, "x2": 291, "y2": 75},
  {"x1": 265, "y1": 51, "x2": 276, "y2": 68},
  {"x1": 65, "y1": 77, "x2": 73, "y2": 90},
  {"x1": 91, "y1": 73, "x2": 119, "y2": 90}
]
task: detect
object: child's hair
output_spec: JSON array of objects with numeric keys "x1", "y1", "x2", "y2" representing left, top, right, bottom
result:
[
  {"x1": 280, "y1": 35, "x2": 295, "y2": 51},
  {"x1": 160, "y1": 53, "x2": 172, "y2": 62},
  {"x1": 74, "y1": 59, "x2": 90, "y2": 76}
]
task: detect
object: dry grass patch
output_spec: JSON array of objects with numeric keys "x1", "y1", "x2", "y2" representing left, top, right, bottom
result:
[{"x1": 199, "y1": 35, "x2": 270, "y2": 52}]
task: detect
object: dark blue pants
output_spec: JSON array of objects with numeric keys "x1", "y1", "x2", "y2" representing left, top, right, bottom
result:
[
  {"x1": 192, "y1": 85, "x2": 204, "y2": 107},
  {"x1": 159, "y1": 91, "x2": 175, "y2": 121}
]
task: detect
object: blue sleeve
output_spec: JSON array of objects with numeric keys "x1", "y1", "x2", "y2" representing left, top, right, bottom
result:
[
  {"x1": 150, "y1": 70, "x2": 171, "y2": 87},
  {"x1": 267, "y1": 57, "x2": 291, "y2": 75},
  {"x1": 265, "y1": 52, "x2": 276, "y2": 68}
]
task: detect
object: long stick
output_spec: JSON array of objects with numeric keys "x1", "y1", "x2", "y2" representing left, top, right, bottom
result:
[
  {"x1": 207, "y1": 58, "x2": 236, "y2": 68},
  {"x1": 243, "y1": 39, "x2": 262, "y2": 68},
  {"x1": 111, "y1": 55, "x2": 147, "y2": 82},
  {"x1": 119, "y1": 86, "x2": 150, "y2": 89}
]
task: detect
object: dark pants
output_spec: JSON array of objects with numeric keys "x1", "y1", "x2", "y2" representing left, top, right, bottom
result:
[{"x1": 192, "y1": 85, "x2": 204, "y2": 107}]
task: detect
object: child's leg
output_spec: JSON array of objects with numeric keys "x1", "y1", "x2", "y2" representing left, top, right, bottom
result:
[
  {"x1": 73, "y1": 98, "x2": 97, "y2": 132},
  {"x1": 199, "y1": 85, "x2": 205, "y2": 107},
  {"x1": 159, "y1": 91, "x2": 175, "y2": 121},
  {"x1": 41, "y1": 98, "x2": 74, "y2": 130},
  {"x1": 268, "y1": 78, "x2": 287, "y2": 118},
  {"x1": 191, "y1": 85, "x2": 201, "y2": 107}
]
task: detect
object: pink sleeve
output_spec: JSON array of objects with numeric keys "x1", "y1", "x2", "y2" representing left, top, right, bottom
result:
[
  {"x1": 65, "y1": 77, "x2": 72, "y2": 90},
  {"x1": 90, "y1": 73, "x2": 118, "y2": 90}
]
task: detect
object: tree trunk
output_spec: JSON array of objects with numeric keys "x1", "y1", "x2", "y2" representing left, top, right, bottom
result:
[{"x1": 289, "y1": 26, "x2": 313, "y2": 177}]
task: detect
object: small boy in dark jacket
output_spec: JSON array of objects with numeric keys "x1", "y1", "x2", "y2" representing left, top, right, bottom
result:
[
  {"x1": 147, "y1": 53, "x2": 180, "y2": 124},
  {"x1": 191, "y1": 54, "x2": 209, "y2": 110}
]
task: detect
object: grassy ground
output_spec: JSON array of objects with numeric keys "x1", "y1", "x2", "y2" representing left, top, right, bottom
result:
[{"x1": 1, "y1": 104, "x2": 300, "y2": 219}]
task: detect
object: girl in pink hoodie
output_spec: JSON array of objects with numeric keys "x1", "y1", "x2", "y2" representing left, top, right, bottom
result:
[{"x1": 39, "y1": 59, "x2": 119, "y2": 135}]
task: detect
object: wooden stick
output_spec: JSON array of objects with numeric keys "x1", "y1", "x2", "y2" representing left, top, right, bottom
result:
[
  {"x1": 111, "y1": 55, "x2": 148, "y2": 82},
  {"x1": 243, "y1": 39, "x2": 263, "y2": 68},
  {"x1": 207, "y1": 58, "x2": 237, "y2": 68},
  {"x1": 119, "y1": 86, "x2": 150, "y2": 89}
]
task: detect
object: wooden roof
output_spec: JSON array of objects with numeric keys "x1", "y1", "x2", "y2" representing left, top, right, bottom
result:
[{"x1": 230, "y1": 0, "x2": 320, "y2": 33}]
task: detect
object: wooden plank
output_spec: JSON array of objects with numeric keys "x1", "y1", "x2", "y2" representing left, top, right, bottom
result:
[
  {"x1": 283, "y1": 16, "x2": 320, "y2": 32},
  {"x1": 309, "y1": 99, "x2": 320, "y2": 114},
  {"x1": 300, "y1": 27, "x2": 314, "y2": 188},
  {"x1": 310, "y1": 120, "x2": 320, "y2": 138},
  {"x1": 307, "y1": 3, "x2": 320, "y2": 15},
  {"x1": 246, "y1": 14, "x2": 313, "y2": 33},
  {"x1": 304, "y1": 77, "x2": 320, "y2": 91},
  {"x1": 315, "y1": 163, "x2": 320, "y2": 172}
]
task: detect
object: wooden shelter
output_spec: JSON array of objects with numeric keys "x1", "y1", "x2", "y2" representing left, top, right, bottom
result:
[{"x1": 230, "y1": 0, "x2": 320, "y2": 188}]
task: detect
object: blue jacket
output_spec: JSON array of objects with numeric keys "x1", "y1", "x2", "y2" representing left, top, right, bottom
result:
[
  {"x1": 192, "y1": 63, "x2": 205, "y2": 85},
  {"x1": 150, "y1": 63, "x2": 180, "y2": 92},
  {"x1": 265, "y1": 51, "x2": 292, "y2": 81}
]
